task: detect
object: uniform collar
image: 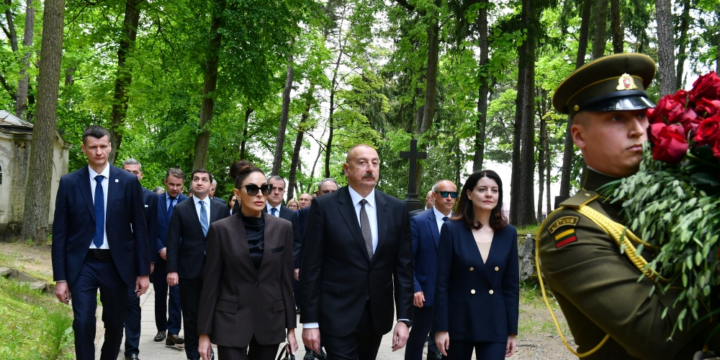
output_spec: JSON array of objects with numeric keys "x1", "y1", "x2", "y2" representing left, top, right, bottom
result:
[{"x1": 583, "y1": 167, "x2": 623, "y2": 192}]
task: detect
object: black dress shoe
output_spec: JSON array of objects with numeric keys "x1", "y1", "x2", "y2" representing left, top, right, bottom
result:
[
  {"x1": 154, "y1": 330, "x2": 166, "y2": 342},
  {"x1": 124, "y1": 355, "x2": 140, "y2": 360},
  {"x1": 427, "y1": 351, "x2": 442, "y2": 360},
  {"x1": 304, "y1": 352, "x2": 316, "y2": 360},
  {"x1": 166, "y1": 334, "x2": 185, "y2": 346}
]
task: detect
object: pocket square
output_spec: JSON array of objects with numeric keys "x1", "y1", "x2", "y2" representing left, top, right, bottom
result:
[{"x1": 270, "y1": 246, "x2": 284, "y2": 253}]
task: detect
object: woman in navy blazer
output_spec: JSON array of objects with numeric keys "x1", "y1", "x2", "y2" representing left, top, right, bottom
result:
[{"x1": 434, "y1": 170, "x2": 519, "y2": 359}]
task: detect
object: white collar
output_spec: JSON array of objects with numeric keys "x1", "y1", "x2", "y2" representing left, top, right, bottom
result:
[
  {"x1": 432, "y1": 206, "x2": 450, "y2": 221},
  {"x1": 267, "y1": 202, "x2": 281, "y2": 212},
  {"x1": 88, "y1": 163, "x2": 110, "y2": 180},
  {"x1": 348, "y1": 186, "x2": 375, "y2": 208},
  {"x1": 194, "y1": 196, "x2": 210, "y2": 206}
]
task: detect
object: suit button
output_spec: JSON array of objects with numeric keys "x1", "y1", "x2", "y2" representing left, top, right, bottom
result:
[
  {"x1": 254, "y1": 281, "x2": 259, "y2": 287},
  {"x1": 469, "y1": 267, "x2": 474, "y2": 271},
  {"x1": 489, "y1": 289, "x2": 494, "y2": 295},
  {"x1": 470, "y1": 289, "x2": 475, "y2": 295},
  {"x1": 495, "y1": 266, "x2": 499, "y2": 271}
]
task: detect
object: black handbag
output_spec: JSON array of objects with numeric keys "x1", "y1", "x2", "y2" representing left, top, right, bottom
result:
[{"x1": 276, "y1": 344, "x2": 295, "y2": 360}]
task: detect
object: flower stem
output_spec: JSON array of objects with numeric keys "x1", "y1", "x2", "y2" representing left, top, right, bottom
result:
[{"x1": 685, "y1": 151, "x2": 720, "y2": 169}]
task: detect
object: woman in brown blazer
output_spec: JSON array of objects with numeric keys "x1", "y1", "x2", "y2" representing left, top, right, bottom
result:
[{"x1": 198, "y1": 164, "x2": 298, "y2": 360}]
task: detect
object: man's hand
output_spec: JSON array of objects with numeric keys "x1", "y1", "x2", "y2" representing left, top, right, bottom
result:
[
  {"x1": 167, "y1": 272, "x2": 179, "y2": 286},
  {"x1": 135, "y1": 275, "x2": 150, "y2": 296},
  {"x1": 55, "y1": 281, "x2": 71, "y2": 304},
  {"x1": 294, "y1": 268, "x2": 300, "y2": 281},
  {"x1": 413, "y1": 291, "x2": 425, "y2": 307},
  {"x1": 302, "y1": 328, "x2": 321, "y2": 353},
  {"x1": 199, "y1": 334, "x2": 212, "y2": 360},
  {"x1": 436, "y1": 331, "x2": 450, "y2": 356},
  {"x1": 391, "y1": 321, "x2": 409, "y2": 351},
  {"x1": 159, "y1": 247, "x2": 167, "y2": 260},
  {"x1": 150, "y1": 263, "x2": 155, "y2": 275}
]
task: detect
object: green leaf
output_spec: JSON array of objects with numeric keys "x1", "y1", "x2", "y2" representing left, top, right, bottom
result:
[{"x1": 690, "y1": 172, "x2": 720, "y2": 188}]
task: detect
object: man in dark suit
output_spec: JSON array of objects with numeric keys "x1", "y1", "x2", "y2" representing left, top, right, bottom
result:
[
  {"x1": 405, "y1": 180, "x2": 456, "y2": 360},
  {"x1": 301, "y1": 144, "x2": 414, "y2": 360},
  {"x1": 266, "y1": 175, "x2": 302, "y2": 261},
  {"x1": 166, "y1": 169, "x2": 229, "y2": 360},
  {"x1": 52, "y1": 125, "x2": 150, "y2": 360},
  {"x1": 408, "y1": 190, "x2": 434, "y2": 218},
  {"x1": 121, "y1": 159, "x2": 159, "y2": 360},
  {"x1": 153, "y1": 168, "x2": 186, "y2": 346},
  {"x1": 209, "y1": 179, "x2": 226, "y2": 204}
]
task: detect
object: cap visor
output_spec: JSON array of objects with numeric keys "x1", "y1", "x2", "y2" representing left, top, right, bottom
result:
[{"x1": 584, "y1": 96, "x2": 656, "y2": 112}]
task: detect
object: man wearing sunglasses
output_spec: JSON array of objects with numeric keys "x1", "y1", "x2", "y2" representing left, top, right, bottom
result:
[
  {"x1": 405, "y1": 180, "x2": 457, "y2": 360},
  {"x1": 166, "y1": 169, "x2": 229, "y2": 360},
  {"x1": 266, "y1": 176, "x2": 302, "y2": 261}
]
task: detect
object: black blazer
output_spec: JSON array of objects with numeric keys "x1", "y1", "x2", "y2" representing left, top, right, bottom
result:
[
  {"x1": 300, "y1": 186, "x2": 414, "y2": 337},
  {"x1": 166, "y1": 197, "x2": 229, "y2": 279},
  {"x1": 433, "y1": 220, "x2": 519, "y2": 342},
  {"x1": 198, "y1": 213, "x2": 296, "y2": 347},
  {"x1": 264, "y1": 204, "x2": 302, "y2": 264},
  {"x1": 141, "y1": 188, "x2": 159, "y2": 262},
  {"x1": 51, "y1": 165, "x2": 150, "y2": 286}
]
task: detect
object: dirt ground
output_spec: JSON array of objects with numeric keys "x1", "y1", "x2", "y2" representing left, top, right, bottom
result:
[{"x1": 0, "y1": 240, "x2": 577, "y2": 360}]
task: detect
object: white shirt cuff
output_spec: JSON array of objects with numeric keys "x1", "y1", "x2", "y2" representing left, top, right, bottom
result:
[
  {"x1": 398, "y1": 319, "x2": 409, "y2": 322},
  {"x1": 303, "y1": 322, "x2": 319, "y2": 329}
]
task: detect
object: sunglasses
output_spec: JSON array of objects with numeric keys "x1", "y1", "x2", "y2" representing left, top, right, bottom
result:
[
  {"x1": 242, "y1": 183, "x2": 273, "y2": 196},
  {"x1": 435, "y1": 191, "x2": 458, "y2": 198}
]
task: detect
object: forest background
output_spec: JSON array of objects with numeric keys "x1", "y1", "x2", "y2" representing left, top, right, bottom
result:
[{"x1": 1, "y1": 0, "x2": 719, "y2": 242}]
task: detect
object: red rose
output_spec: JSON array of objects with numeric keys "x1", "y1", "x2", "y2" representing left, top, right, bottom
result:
[
  {"x1": 694, "y1": 98, "x2": 720, "y2": 117},
  {"x1": 696, "y1": 115, "x2": 720, "y2": 146},
  {"x1": 672, "y1": 90, "x2": 690, "y2": 106},
  {"x1": 713, "y1": 139, "x2": 720, "y2": 161},
  {"x1": 690, "y1": 72, "x2": 720, "y2": 103},
  {"x1": 649, "y1": 95, "x2": 685, "y2": 124},
  {"x1": 649, "y1": 123, "x2": 688, "y2": 164}
]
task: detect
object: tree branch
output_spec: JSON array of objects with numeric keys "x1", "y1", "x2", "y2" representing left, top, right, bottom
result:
[{"x1": 0, "y1": 71, "x2": 17, "y2": 100}]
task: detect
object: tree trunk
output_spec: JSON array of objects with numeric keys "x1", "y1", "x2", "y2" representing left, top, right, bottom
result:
[
  {"x1": 271, "y1": 53, "x2": 294, "y2": 176},
  {"x1": 544, "y1": 118, "x2": 551, "y2": 216},
  {"x1": 472, "y1": 0, "x2": 489, "y2": 172},
  {"x1": 287, "y1": 88, "x2": 313, "y2": 201},
  {"x1": 240, "y1": 108, "x2": 252, "y2": 160},
  {"x1": 559, "y1": 0, "x2": 592, "y2": 200},
  {"x1": 15, "y1": 0, "x2": 33, "y2": 119},
  {"x1": 191, "y1": 0, "x2": 225, "y2": 171},
  {"x1": 516, "y1": 0, "x2": 536, "y2": 227},
  {"x1": 592, "y1": 0, "x2": 608, "y2": 59},
  {"x1": 610, "y1": 0, "x2": 623, "y2": 53},
  {"x1": 3, "y1": 0, "x2": 18, "y2": 52},
  {"x1": 675, "y1": 0, "x2": 691, "y2": 90},
  {"x1": 510, "y1": 52, "x2": 527, "y2": 224},
  {"x1": 537, "y1": 108, "x2": 545, "y2": 223},
  {"x1": 108, "y1": 0, "x2": 142, "y2": 165},
  {"x1": 324, "y1": 36, "x2": 346, "y2": 179},
  {"x1": 655, "y1": 0, "x2": 675, "y2": 96},
  {"x1": 20, "y1": 0, "x2": 65, "y2": 243}
]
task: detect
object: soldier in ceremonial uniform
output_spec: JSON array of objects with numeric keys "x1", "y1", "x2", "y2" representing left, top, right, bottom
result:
[{"x1": 538, "y1": 53, "x2": 720, "y2": 359}]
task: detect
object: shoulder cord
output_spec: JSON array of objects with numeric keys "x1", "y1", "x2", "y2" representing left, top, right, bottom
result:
[{"x1": 534, "y1": 203, "x2": 669, "y2": 358}]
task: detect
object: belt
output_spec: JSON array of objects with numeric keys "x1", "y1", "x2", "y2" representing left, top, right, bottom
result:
[{"x1": 86, "y1": 249, "x2": 112, "y2": 260}]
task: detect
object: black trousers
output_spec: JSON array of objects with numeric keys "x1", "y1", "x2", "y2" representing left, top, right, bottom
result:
[
  {"x1": 153, "y1": 259, "x2": 182, "y2": 334},
  {"x1": 322, "y1": 302, "x2": 382, "y2": 360},
  {"x1": 405, "y1": 306, "x2": 437, "y2": 360},
  {"x1": 179, "y1": 277, "x2": 203, "y2": 359},
  {"x1": 446, "y1": 340, "x2": 505, "y2": 360},
  {"x1": 217, "y1": 336, "x2": 280, "y2": 360}
]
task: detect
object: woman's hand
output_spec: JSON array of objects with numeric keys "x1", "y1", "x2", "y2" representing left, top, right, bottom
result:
[
  {"x1": 199, "y1": 334, "x2": 212, "y2": 360},
  {"x1": 506, "y1": 334, "x2": 517, "y2": 357},
  {"x1": 287, "y1": 328, "x2": 298, "y2": 354},
  {"x1": 435, "y1": 331, "x2": 450, "y2": 356}
]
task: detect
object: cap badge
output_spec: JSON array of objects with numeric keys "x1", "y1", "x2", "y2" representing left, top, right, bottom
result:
[{"x1": 616, "y1": 73, "x2": 638, "y2": 90}]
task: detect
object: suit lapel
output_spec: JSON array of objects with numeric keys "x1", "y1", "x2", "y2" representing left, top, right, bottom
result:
[
  {"x1": 426, "y1": 210, "x2": 441, "y2": 249},
  {"x1": 77, "y1": 166, "x2": 95, "y2": 221},
  {"x1": 337, "y1": 187, "x2": 370, "y2": 262},
  {"x1": 372, "y1": 191, "x2": 389, "y2": 263},
  {"x1": 229, "y1": 213, "x2": 256, "y2": 274},
  {"x1": 106, "y1": 166, "x2": 121, "y2": 210},
  {"x1": 186, "y1": 198, "x2": 203, "y2": 233}
]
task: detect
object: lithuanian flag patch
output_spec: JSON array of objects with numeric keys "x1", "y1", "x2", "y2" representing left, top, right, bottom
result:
[{"x1": 554, "y1": 228, "x2": 577, "y2": 248}]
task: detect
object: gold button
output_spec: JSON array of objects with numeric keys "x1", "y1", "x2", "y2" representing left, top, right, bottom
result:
[
  {"x1": 469, "y1": 267, "x2": 474, "y2": 271},
  {"x1": 574, "y1": 105, "x2": 579, "y2": 111},
  {"x1": 495, "y1": 266, "x2": 499, "y2": 271},
  {"x1": 489, "y1": 289, "x2": 494, "y2": 295},
  {"x1": 471, "y1": 289, "x2": 476, "y2": 295},
  {"x1": 584, "y1": 192, "x2": 591, "y2": 196}
]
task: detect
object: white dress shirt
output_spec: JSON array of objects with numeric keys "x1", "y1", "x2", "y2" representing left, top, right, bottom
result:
[
  {"x1": 347, "y1": 186, "x2": 378, "y2": 253},
  {"x1": 266, "y1": 202, "x2": 282, "y2": 217},
  {"x1": 194, "y1": 196, "x2": 212, "y2": 229},
  {"x1": 88, "y1": 164, "x2": 110, "y2": 249},
  {"x1": 433, "y1": 206, "x2": 451, "y2": 234}
]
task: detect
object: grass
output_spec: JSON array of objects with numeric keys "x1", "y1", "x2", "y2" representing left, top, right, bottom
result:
[
  {"x1": 517, "y1": 280, "x2": 570, "y2": 339},
  {"x1": 0, "y1": 275, "x2": 74, "y2": 359},
  {"x1": 516, "y1": 224, "x2": 541, "y2": 237}
]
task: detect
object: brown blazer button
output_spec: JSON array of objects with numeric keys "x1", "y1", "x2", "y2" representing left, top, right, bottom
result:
[
  {"x1": 489, "y1": 289, "x2": 494, "y2": 295},
  {"x1": 469, "y1": 267, "x2": 474, "y2": 271},
  {"x1": 495, "y1": 266, "x2": 499, "y2": 271},
  {"x1": 470, "y1": 289, "x2": 476, "y2": 295}
]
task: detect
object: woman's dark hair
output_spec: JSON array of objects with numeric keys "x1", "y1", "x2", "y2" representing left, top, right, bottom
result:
[
  {"x1": 233, "y1": 162, "x2": 265, "y2": 190},
  {"x1": 452, "y1": 169, "x2": 508, "y2": 231},
  {"x1": 227, "y1": 194, "x2": 236, "y2": 210},
  {"x1": 230, "y1": 160, "x2": 253, "y2": 182}
]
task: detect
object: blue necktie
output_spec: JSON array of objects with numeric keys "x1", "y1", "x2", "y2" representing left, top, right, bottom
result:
[
  {"x1": 442, "y1": 216, "x2": 449, "y2": 222},
  {"x1": 271, "y1": 208, "x2": 277, "y2": 217},
  {"x1": 168, "y1": 196, "x2": 176, "y2": 218},
  {"x1": 93, "y1": 175, "x2": 105, "y2": 248},
  {"x1": 200, "y1": 200, "x2": 209, "y2": 236}
]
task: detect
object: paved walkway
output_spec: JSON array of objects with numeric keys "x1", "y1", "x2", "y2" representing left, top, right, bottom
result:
[{"x1": 96, "y1": 284, "x2": 419, "y2": 359}]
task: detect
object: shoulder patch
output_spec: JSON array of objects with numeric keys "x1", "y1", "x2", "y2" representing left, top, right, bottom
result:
[
  {"x1": 548, "y1": 216, "x2": 579, "y2": 234},
  {"x1": 554, "y1": 228, "x2": 578, "y2": 248}
]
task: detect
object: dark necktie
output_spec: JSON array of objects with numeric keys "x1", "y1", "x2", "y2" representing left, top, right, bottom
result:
[
  {"x1": 359, "y1": 199, "x2": 373, "y2": 259},
  {"x1": 442, "y1": 216, "x2": 449, "y2": 222},
  {"x1": 271, "y1": 207, "x2": 278, "y2": 217},
  {"x1": 93, "y1": 175, "x2": 105, "y2": 248},
  {"x1": 168, "y1": 196, "x2": 176, "y2": 218}
]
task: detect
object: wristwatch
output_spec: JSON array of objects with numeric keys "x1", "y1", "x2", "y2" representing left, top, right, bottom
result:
[{"x1": 399, "y1": 320, "x2": 413, "y2": 328}]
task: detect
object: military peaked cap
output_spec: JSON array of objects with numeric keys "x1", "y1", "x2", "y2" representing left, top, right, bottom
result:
[{"x1": 553, "y1": 53, "x2": 657, "y2": 118}]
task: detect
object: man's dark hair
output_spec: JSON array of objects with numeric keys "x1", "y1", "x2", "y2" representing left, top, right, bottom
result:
[
  {"x1": 268, "y1": 175, "x2": 286, "y2": 188},
  {"x1": 191, "y1": 169, "x2": 213, "y2": 184},
  {"x1": 452, "y1": 170, "x2": 508, "y2": 231},
  {"x1": 82, "y1": 125, "x2": 110, "y2": 144},
  {"x1": 165, "y1": 168, "x2": 185, "y2": 180}
]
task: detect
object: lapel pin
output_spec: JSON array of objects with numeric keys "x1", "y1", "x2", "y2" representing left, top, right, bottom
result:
[{"x1": 115, "y1": 179, "x2": 119, "y2": 183}]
